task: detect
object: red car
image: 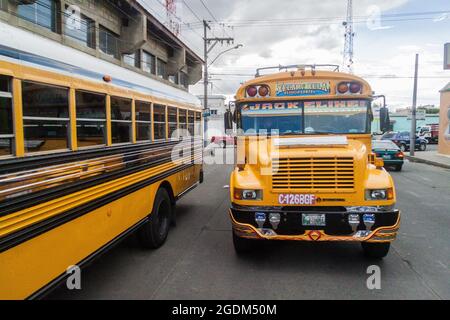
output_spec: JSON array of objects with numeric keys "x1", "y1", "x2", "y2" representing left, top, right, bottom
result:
[{"x1": 211, "y1": 136, "x2": 236, "y2": 148}]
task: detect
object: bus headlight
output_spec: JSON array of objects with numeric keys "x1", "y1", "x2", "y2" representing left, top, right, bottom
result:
[
  {"x1": 234, "y1": 189, "x2": 262, "y2": 200},
  {"x1": 365, "y1": 188, "x2": 394, "y2": 201}
]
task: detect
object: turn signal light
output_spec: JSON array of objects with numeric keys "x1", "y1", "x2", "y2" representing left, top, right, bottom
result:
[
  {"x1": 258, "y1": 85, "x2": 269, "y2": 97},
  {"x1": 246, "y1": 85, "x2": 270, "y2": 98},
  {"x1": 337, "y1": 81, "x2": 363, "y2": 94},
  {"x1": 337, "y1": 82, "x2": 349, "y2": 94},
  {"x1": 396, "y1": 152, "x2": 404, "y2": 158}
]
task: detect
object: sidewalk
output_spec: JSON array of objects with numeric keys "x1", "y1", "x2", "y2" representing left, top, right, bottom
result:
[{"x1": 405, "y1": 151, "x2": 450, "y2": 169}]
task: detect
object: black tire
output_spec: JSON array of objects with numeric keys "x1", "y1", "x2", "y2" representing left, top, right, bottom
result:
[
  {"x1": 419, "y1": 143, "x2": 427, "y2": 151},
  {"x1": 399, "y1": 144, "x2": 407, "y2": 152},
  {"x1": 137, "y1": 188, "x2": 172, "y2": 249},
  {"x1": 232, "y1": 232, "x2": 256, "y2": 254},
  {"x1": 395, "y1": 164, "x2": 403, "y2": 172},
  {"x1": 361, "y1": 242, "x2": 390, "y2": 259}
]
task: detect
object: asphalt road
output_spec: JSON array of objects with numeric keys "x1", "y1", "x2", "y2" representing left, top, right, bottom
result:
[{"x1": 48, "y1": 150, "x2": 450, "y2": 300}]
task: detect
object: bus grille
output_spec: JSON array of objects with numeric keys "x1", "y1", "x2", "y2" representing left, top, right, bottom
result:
[{"x1": 272, "y1": 157, "x2": 355, "y2": 191}]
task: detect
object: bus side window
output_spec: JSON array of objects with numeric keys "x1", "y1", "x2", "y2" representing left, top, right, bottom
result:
[
  {"x1": 188, "y1": 111, "x2": 195, "y2": 137},
  {"x1": 111, "y1": 97, "x2": 132, "y2": 144},
  {"x1": 22, "y1": 81, "x2": 70, "y2": 153},
  {"x1": 168, "y1": 106, "x2": 178, "y2": 140},
  {"x1": 195, "y1": 112, "x2": 202, "y2": 137},
  {"x1": 76, "y1": 91, "x2": 107, "y2": 148},
  {"x1": 135, "y1": 101, "x2": 152, "y2": 142},
  {"x1": 0, "y1": 75, "x2": 13, "y2": 156},
  {"x1": 153, "y1": 104, "x2": 166, "y2": 140},
  {"x1": 179, "y1": 109, "x2": 187, "y2": 137}
]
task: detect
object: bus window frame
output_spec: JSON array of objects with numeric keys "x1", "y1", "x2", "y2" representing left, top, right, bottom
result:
[
  {"x1": 237, "y1": 99, "x2": 372, "y2": 136},
  {"x1": 110, "y1": 96, "x2": 133, "y2": 145},
  {"x1": 153, "y1": 103, "x2": 167, "y2": 141},
  {"x1": 0, "y1": 75, "x2": 14, "y2": 158},
  {"x1": 21, "y1": 80, "x2": 71, "y2": 155},
  {"x1": 135, "y1": 100, "x2": 152, "y2": 143}
]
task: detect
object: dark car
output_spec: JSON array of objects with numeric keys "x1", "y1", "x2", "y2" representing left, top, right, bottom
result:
[
  {"x1": 381, "y1": 131, "x2": 427, "y2": 152},
  {"x1": 372, "y1": 140, "x2": 404, "y2": 171}
]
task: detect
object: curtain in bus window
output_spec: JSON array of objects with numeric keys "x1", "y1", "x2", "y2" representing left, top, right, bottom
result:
[
  {"x1": 22, "y1": 82, "x2": 69, "y2": 153},
  {"x1": 76, "y1": 91, "x2": 106, "y2": 147}
]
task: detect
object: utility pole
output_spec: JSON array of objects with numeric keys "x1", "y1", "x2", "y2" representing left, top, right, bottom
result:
[
  {"x1": 343, "y1": 0, "x2": 355, "y2": 73},
  {"x1": 202, "y1": 20, "x2": 234, "y2": 147},
  {"x1": 410, "y1": 54, "x2": 419, "y2": 156}
]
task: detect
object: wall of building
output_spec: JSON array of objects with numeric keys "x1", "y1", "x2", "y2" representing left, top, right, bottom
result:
[
  {"x1": 198, "y1": 95, "x2": 228, "y2": 140},
  {"x1": 438, "y1": 84, "x2": 450, "y2": 155}
]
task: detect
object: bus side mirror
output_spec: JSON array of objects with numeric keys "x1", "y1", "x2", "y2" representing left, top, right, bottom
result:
[{"x1": 224, "y1": 110, "x2": 233, "y2": 131}]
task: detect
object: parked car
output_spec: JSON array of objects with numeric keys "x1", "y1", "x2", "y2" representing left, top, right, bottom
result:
[
  {"x1": 417, "y1": 124, "x2": 439, "y2": 144},
  {"x1": 381, "y1": 131, "x2": 427, "y2": 152},
  {"x1": 372, "y1": 140, "x2": 404, "y2": 171},
  {"x1": 211, "y1": 136, "x2": 236, "y2": 148}
]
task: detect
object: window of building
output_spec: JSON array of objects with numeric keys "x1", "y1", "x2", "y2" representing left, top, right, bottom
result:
[
  {"x1": 99, "y1": 26, "x2": 119, "y2": 59},
  {"x1": 157, "y1": 59, "x2": 167, "y2": 79},
  {"x1": 168, "y1": 106, "x2": 178, "y2": 140},
  {"x1": 136, "y1": 101, "x2": 152, "y2": 141},
  {"x1": 18, "y1": 0, "x2": 57, "y2": 32},
  {"x1": 169, "y1": 74, "x2": 178, "y2": 85},
  {"x1": 64, "y1": 8, "x2": 95, "y2": 49},
  {"x1": 179, "y1": 109, "x2": 187, "y2": 137},
  {"x1": 0, "y1": 0, "x2": 8, "y2": 12},
  {"x1": 142, "y1": 51, "x2": 156, "y2": 74},
  {"x1": 211, "y1": 109, "x2": 218, "y2": 115},
  {"x1": 179, "y1": 72, "x2": 188, "y2": 89},
  {"x1": 22, "y1": 81, "x2": 69, "y2": 153},
  {"x1": 195, "y1": 112, "x2": 202, "y2": 136},
  {"x1": 188, "y1": 111, "x2": 195, "y2": 136},
  {"x1": 0, "y1": 76, "x2": 13, "y2": 156},
  {"x1": 111, "y1": 97, "x2": 132, "y2": 144},
  {"x1": 153, "y1": 104, "x2": 166, "y2": 140},
  {"x1": 123, "y1": 51, "x2": 140, "y2": 69},
  {"x1": 76, "y1": 91, "x2": 106, "y2": 148}
]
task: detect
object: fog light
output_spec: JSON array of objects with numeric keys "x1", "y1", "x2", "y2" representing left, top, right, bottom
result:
[
  {"x1": 363, "y1": 213, "x2": 376, "y2": 231},
  {"x1": 255, "y1": 212, "x2": 266, "y2": 229},
  {"x1": 348, "y1": 214, "x2": 360, "y2": 232},
  {"x1": 269, "y1": 213, "x2": 281, "y2": 230}
]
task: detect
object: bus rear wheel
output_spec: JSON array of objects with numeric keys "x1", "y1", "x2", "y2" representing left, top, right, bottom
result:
[
  {"x1": 138, "y1": 188, "x2": 172, "y2": 249},
  {"x1": 232, "y1": 232, "x2": 256, "y2": 254},
  {"x1": 361, "y1": 242, "x2": 390, "y2": 259}
]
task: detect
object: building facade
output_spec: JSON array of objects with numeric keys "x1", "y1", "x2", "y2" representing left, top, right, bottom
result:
[
  {"x1": 438, "y1": 83, "x2": 450, "y2": 156},
  {"x1": 197, "y1": 95, "x2": 228, "y2": 140},
  {"x1": 0, "y1": 0, "x2": 202, "y2": 90}
]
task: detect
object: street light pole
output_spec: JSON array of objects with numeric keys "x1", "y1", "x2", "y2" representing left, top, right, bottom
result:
[
  {"x1": 202, "y1": 20, "x2": 235, "y2": 147},
  {"x1": 410, "y1": 54, "x2": 419, "y2": 156}
]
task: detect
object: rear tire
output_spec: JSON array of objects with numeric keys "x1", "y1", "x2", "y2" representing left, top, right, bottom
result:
[
  {"x1": 137, "y1": 188, "x2": 172, "y2": 249},
  {"x1": 361, "y1": 242, "x2": 390, "y2": 259},
  {"x1": 419, "y1": 143, "x2": 427, "y2": 151},
  {"x1": 233, "y1": 232, "x2": 255, "y2": 254},
  {"x1": 395, "y1": 164, "x2": 403, "y2": 172}
]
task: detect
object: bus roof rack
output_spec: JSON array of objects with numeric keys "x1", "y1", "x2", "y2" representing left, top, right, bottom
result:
[{"x1": 255, "y1": 64, "x2": 340, "y2": 77}]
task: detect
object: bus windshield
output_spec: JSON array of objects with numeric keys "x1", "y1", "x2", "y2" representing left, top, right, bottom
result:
[{"x1": 239, "y1": 99, "x2": 370, "y2": 135}]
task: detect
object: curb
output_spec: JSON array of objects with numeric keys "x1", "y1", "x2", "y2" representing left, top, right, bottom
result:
[{"x1": 405, "y1": 156, "x2": 450, "y2": 170}]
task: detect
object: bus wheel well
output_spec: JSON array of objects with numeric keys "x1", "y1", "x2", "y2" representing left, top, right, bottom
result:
[{"x1": 159, "y1": 181, "x2": 176, "y2": 206}]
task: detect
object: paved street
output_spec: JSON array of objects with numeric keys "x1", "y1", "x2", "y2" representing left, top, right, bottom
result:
[{"x1": 48, "y1": 150, "x2": 450, "y2": 300}]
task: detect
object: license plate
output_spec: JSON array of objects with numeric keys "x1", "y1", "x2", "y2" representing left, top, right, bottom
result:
[
  {"x1": 383, "y1": 155, "x2": 391, "y2": 160},
  {"x1": 278, "y1": 194, "x2": 316, "y2": 205},
  {"x1": 302, "y1": 214, "x2": 326, "y2": 227}
]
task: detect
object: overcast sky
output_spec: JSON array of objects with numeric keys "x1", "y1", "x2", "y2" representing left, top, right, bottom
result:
[{"x1": 146, "y1": 0, "x2": 450, "y2": 109}]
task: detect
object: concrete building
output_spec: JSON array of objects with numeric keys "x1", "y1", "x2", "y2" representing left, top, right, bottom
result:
[
  {"x1": 438, "y1": 83, "x2": 450, "y2": 156},
  {"x1": 0, "y1": 0, "x2": 203, "y2": 90},
  {"x1": 197, "y1": 94, "x2": 228, "y2": 140}
]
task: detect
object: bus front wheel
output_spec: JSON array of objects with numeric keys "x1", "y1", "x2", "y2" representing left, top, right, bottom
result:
[
  {"x1": 138, "y1": 188, "x2": 172, "y2": 249},
  {"x1": 232, "y1": 232, "x2": 256, "y2": 254},
  {"x1": 361, "y1": 242, "x2": 390, "y2": 259}
]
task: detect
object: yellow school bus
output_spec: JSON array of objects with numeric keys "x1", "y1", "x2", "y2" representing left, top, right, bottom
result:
[
  {"x1": 227, "y1": 65, "x2": 400, "y2": 258},
  {"x1": 0, "y1": 47, "x2": 203, "y2": 299}
]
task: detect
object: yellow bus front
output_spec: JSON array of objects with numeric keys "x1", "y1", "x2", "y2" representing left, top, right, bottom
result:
[{"x1": 229, "y1": 69, "x2": 400, "y2": 259}]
